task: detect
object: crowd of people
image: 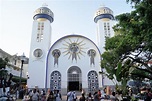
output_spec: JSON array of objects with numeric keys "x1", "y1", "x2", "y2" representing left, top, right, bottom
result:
[
  {"x1": 66, "y1": 87, "x2": 152, "y2": 101},
  {"x1": 1, "y1": 86, "x2": 152, "y2": 101},
  {"x1": 66, "y1": 88, "x2": 120, "y2": 101},
  {"x1": 66, "y1": 88, "x2": 122, "y2": 101},
  {"x1": 21, "y1": 88, "x2": 62, "y2": 101}
]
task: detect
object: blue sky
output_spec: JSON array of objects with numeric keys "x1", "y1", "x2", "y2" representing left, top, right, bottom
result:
[{"x1": 0, "y1": 0, "x2": 133, "y2": 57}]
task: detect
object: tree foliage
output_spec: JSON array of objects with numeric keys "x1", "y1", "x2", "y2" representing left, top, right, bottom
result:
[
  {"x1": 101, "y1": 0, "x2": 152, "y2": 87},
  {"x1": 0, "y1": 58, "x2": 9, "y2": 77},
  {"x1": 0, "y1": 58, "x2": 9, "y2": 69},
  {"x1": 0, "y1": 58, "x2": 9, "y2": 88}
]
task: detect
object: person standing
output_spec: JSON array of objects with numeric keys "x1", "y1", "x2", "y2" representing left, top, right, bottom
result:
[
  {"x1": 31, "y1": 89, "x2": 39, "y2": 101},
  {"x1": 79, "y1": 93, "x2": 86, "y2": 101},
  {"x1": 86, "y1": 93, "x2": 93, "y2": 101},
  {"x1": 110, "y1": 92, "x2": 118, "y2": 101},
  {"x1": 40, "y1": 89, "x2": 46, "y2": 101},
  {"x1": 147, "y1": 87, "x2": 152, "y2": 100},
  {"x1": 81, "y1": 89, "x2": 86, "y2": 95},
  {"x1": 93, "y1": 92, "x2": 100, "y2": 101},
  {"x1": 97, "y1": 90, "x2": 101, "y2": 100},
  {"x1": 46, "y1": 89, "x2": 54, "y2": 101},
  {"x1": 67, "y1": 90, "x2": 74, "y2": 101},
  {"x1": 73, "y1": 91, "x2": 77, "y2": 101},
  {"x1": 115, "y1": 91, "x2": 123, "y2": 101},
  {"x1": 16, "y1": 88, "x2": 19, "y2": 99},
  {"x1": 56, "y1": 90, "x2": 62, "y2": 101}
]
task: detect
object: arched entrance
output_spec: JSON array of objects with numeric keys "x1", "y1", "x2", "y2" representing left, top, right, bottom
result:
[
  {"x1": 67, "y1": 66, "x2": 82, "y2": 91},
  {"x1": 50, "y1": 71, "x2": 61, "y2": 90}
]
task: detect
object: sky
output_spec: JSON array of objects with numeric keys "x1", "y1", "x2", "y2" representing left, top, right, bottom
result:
[{"x1": 0, "y1": 0, "x2": 134, "y2": 57}]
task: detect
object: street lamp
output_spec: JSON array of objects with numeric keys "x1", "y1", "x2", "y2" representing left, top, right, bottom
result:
[{"x1": 19, "y1": 53, "x2": 26, "y2": 89}]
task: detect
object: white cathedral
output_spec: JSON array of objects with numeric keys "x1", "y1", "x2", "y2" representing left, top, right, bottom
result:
[{"x1": 27, "y1": 5, "x2": 115, "y2": 93}]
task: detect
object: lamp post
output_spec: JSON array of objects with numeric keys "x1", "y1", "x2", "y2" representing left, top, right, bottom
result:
[{"x1": 19, "y1": 53, "x2": 26, "y2": 89}]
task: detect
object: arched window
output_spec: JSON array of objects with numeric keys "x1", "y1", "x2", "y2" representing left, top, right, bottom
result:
[
  {"x1": 50, "y1": 71, "x2": 61, "y2": 90},
  {"x1": 88, "y1": 70, "x2": 99, "y2": 93}
]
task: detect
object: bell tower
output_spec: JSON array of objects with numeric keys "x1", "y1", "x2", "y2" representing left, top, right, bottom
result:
[
  {"x1": 94, "y1": 6, "x2": 115, "y2": 54},
  {"x1": 94, "y1": 6, "x2": 116, "y2": 86},
  {"x1": 27, "y1": 6, "x2": 54, "y2": 88}
]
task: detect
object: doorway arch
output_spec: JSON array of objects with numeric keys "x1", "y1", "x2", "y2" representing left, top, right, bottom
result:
[{"x1": 67, "y1": 66, "x2": 82, "y2": 91}]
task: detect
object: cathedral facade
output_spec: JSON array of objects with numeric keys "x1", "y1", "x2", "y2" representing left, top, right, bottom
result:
[{"x1": 27, "y1": 5, "x2": 115, "y2": 93}]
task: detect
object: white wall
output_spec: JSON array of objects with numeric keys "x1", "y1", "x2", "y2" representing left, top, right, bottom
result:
[
  {"x1": 27, "y1": 20, "x2": 52, "y2": 88},
  {"x1": 47, "y1": 35, "x2": 103, "y2": 90}
]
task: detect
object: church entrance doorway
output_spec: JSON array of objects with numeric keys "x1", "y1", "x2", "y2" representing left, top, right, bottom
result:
[
  {"x1": 68, "y1": 81, "x2": 79, "y2": 91},
  {"x1": 67, "y1": 66, "x2": 82, "y2": 91}
]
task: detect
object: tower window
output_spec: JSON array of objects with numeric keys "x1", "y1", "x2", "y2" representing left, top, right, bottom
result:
[
  {"x1": 104, "y1": 23, "x2": 106, "y2": 30},
  {"x1": 104, "y1": 22, "x2": 111, "y2": 37},
  {"x1": 104, "y1": 27, "x2": 106, "y2": 30},
  {"x1": 108, "y1": 26, "x2": 110, "y2": 30},
  {"x1": 37, "y1": 22, "x2": 44, "y2": 42},
  {"x1": 107, "y1": 23, "x2": 110, "y2": 30}
]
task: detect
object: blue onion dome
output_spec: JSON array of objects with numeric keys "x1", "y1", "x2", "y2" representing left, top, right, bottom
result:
[
  {"x1": 33, "y1": 6, "x2": 54, "y2": 23},
  {"x1": 94, "y1": 6, "x2": 114, "y2": 23}
]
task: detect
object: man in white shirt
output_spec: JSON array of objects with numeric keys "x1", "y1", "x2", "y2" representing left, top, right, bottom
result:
[{"x1": 67, "y1": 90, "x2": 74, "y2": 101}]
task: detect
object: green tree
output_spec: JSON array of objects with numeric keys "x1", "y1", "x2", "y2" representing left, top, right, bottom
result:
[
  {"x1": 101, "y1": 0, "x2": 152, "y2": 94},
  {"x1": 0, "y1": 58, "x2": 9, "y2": 69},
  {"x1": 0, "y1": 57, "x2": 9, "y2": 78},
  {"x1": 0, "y1": 57, "x2": 9, "y2": 91}
]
